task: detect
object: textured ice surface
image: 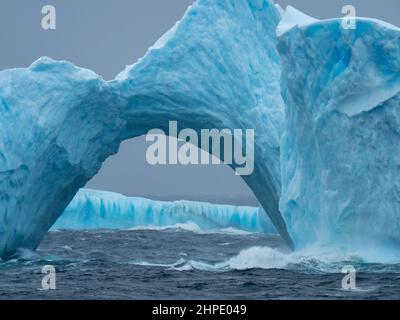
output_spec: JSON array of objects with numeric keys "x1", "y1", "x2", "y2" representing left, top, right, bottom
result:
[
  {"x1": 278, "y1": 12, "x2": 400, "y2": 254},
  {"x1": 113, "y1": 0, "x2": 288, "y2": 246},
  {"x1": 53, "y1": 189, "x2": 276, "y2": 234},
  {"x1": 0, "y1": 59, "x2": 114, "y2": 259},
  {"x1": 0, "y1": 0, "x2": 291, "y2": 259}
]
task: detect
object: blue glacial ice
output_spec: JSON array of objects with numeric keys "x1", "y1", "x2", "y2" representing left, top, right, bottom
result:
[
  {"x1": 1, "y1": 0, "x2": 400, "y2": 259},
  {"x1": 278, "y1": 8, "x2": 400, "y2": 254},
  {"x1": 0, "y1": 0, "x2": 291, "y2": 259},
  {"x1": 53, "y1": 189, "x2": 277, "y2": 235}
]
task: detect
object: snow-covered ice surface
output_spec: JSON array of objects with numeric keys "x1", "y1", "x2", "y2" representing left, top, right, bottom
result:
[{"x1": 1, "y1": 0, "x2": 400, "y2": 261}]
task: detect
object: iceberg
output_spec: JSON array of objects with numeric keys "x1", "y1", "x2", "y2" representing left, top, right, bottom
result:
[
  {"x1": 0, "y1": 0, "x2": 291, "y2": 259},
  {"x1": 1, "y1": 0, "x2": 400, "y2": 260},
  {"x1": 53, "y1": 189, "x2": 277, "y2": 234},
  {"x1": 278, "y1": 10, "x2": 400, "y2": 253}
]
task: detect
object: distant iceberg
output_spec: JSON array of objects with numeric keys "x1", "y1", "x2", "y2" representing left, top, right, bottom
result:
[{"x1": 53, "y1": 189, "x2": 277, "y2": 235}]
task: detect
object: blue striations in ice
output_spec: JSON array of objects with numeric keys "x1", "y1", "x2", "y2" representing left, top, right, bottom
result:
[
  {"x1": 278, "y1": 8, "x2": 400, "y2": 256},
  {"x1": 53, "y1": 189, "x2": 277, "y2": 234},
  {"x1": 0, "y1": 0, "x2": 291, "y2": 259}
]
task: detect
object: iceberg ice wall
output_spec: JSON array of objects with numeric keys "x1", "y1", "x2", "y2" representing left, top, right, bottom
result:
[
  {"x1": 0, "y1": 59, "x2": 117, "y2": 259},
  {"x1": 0, "y1": 0, "x2": 292, "y2": 259},
  {"x1": 278, "y1": 11, "x2": 400, "y2": 251},
  {"x1": 53, "y1": 189, "x2": 277, "y2": 234}
]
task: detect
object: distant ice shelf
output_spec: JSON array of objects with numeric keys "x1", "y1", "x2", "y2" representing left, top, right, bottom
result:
[{"x1": 53, "y1": 189, "x2": 277, "y2": 235}]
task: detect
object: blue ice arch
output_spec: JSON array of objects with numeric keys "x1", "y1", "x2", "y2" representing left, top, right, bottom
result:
[{"x1": 0, "y1": 0, "x2": 400, "y2": 259}]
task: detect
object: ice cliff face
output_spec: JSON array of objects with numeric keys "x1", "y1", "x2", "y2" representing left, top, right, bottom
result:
[
  {"x1": 278, "y1": 10, "x2": 400, "y2": 252},
  {"x1": 0, "y1": 60, "x2": 118, "y2": 259},
  {"x1": 0, "y1": 0, "x2": 291, "y2": 259},
  {"x1": 53, "y1": 189, "x2": 277, "y2": 234}
]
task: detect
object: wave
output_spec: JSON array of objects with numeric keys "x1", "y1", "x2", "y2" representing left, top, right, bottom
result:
[
  {"x1": 128, "y1": 222, "x2": 254, "y2": 235},
  {"x1": 129, "y1": 258, "x2": 187, "y2": 269},
  {"x1": 130, "y1": 245, "x2": 400, "y2": 273},
  {"x1": 0, "y1": 247, "x2": 85, "y2": 266}
]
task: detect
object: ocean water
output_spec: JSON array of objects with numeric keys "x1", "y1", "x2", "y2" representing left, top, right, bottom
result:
[{"x1": 0, "y1": 227, "x2": 399, "y2": 300}]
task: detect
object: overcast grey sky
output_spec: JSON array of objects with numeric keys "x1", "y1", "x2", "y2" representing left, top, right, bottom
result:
[{"x1": 1, "y1": 0, "x2": 398, "y2": 204}]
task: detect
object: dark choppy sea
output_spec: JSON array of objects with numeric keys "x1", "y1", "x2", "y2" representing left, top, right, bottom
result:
[{"x1": 0, "y1": 228, "x2": 399, "y2": 300}]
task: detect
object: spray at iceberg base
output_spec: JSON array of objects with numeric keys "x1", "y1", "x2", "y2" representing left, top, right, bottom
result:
[{"x1": 0, "y1": 0, "x2": 400, "y2": 261}]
